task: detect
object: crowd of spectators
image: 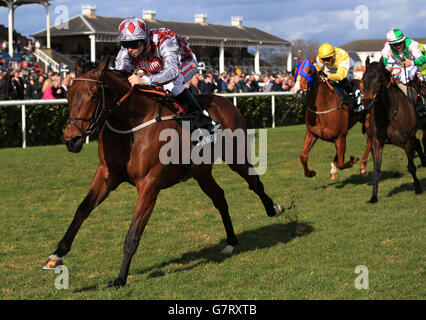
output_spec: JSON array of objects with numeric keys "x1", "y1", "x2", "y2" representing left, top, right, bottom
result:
[
  {"x1": 0, "y1": 39, "x2": 73, "y2": 101},
  {"x1": 186, "y1": 68, "x2": 294, "y2": 95},
  {"x1": 0, "y1": 38, "x2": 294, "y2": 101}
]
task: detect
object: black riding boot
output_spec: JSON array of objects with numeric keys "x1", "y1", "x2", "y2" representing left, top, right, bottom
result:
[
  {"x1": 175, "y1": 89, "x2": 218, "y2": 133},
  {"x1": 413, "y1": 81, "x2": 426, "y2": 119},
  {"x1": 415, "y1": 94, "x2": 426, "y2": 118},
  {"x1": 337, "y1": 78, "x2": 363, "y2": 114}
]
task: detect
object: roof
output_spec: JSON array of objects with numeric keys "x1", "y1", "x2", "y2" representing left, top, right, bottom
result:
[
  {"x1": 0, "y1": 0, "x2": 52, "y2": 7},
  {"x1": 31, "y1": 15, "x2": 290, "y2": 46},
  {"x1": 341, "y1": 38, "x2": 426, "y2": 52}
]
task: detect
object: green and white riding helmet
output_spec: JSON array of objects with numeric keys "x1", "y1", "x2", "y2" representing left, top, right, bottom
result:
[{"x1": 387, "y1": 28, "x2": 406, "y2": 44}]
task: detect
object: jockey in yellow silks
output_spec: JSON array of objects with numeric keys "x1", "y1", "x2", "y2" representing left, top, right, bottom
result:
[{"x1": 315, "y1": 43, "x2": 364, "y2": 113}]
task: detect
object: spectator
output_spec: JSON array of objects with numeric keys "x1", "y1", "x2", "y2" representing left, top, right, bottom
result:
[
  {"x1": 199, "y1": 73, "x2": 216, "y2": 94},
  {"x1": 0, "y1": 72, "x2": 9, "y2": 100},
  {"x1": 24, "y1": 76, "x2": 39, "y2": 99},
  {"x1": 1, "y1": 41, "x2": 7, "y2": 53},
  {"x1": 42, "y1": 78, "x2": 55, "y2": 100},
  {"x1": 271, "y1": 75, "x2": 284, "y2": 92},
  {"x1": 52, "y1": 78, "x2": 65, "y2": 98},
  {"x1": 249, "y1": 74, "x2": 260, "y2": 92},
  {"x1": 60, "y1": 75, "x2": 71, "y2": 96},
  {"x1": 216, "y1": 73, "x2": 228, "y2": 93},
  {"x1": 262, "y1": 75, "x2": 274, "y2": 92},
  {"x1": 10, "y1": 71, "x2": 25, "y2": 99},
  {"x1": 188, "y1": 76, "x2": 201, "y2": 95}
]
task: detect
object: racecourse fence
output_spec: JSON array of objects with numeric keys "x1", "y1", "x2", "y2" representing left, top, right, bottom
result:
[{"x1": 0, "y1": 92, "x2": 301, "y2": 149}]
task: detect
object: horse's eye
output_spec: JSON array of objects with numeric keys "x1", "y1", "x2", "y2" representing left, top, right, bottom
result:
[{"x1": 91, "y1": 94, "x2": 98, "y2": 101}]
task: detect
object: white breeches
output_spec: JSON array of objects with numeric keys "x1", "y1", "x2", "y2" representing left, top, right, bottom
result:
[{"x1": 391, "y1": 65, "x2": 418, "y2": 84}]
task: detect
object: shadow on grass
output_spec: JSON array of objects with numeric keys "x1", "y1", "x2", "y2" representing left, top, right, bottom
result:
[
  {"x1": 135, "y1": 221, "x2": 314, "y2": 280},
  {"x1": 73, "y1": 221, "x2": 314, "y2": 292},
  {"x1": 316, "y1": 170, "x2": 404, "y2": 190},
  {"x1": 386, "y1": 177, "x2": 426, "y2": 197}
]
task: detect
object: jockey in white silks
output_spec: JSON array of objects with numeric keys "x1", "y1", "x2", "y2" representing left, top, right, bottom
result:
[
  {"x1": 114, "y1": 17, "x2": 218, "y2": 132},
  {"x1": 381, "y1": 28, "x2": 426, "y2": 118}
]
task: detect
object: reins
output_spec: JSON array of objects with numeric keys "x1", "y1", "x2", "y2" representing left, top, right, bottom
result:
[
  {"x1": 307, "y1": 75, "x2": 345, "y2": 115},
  {"x1": 70, "y1": 76, "x2": 180, "y2": 136}
]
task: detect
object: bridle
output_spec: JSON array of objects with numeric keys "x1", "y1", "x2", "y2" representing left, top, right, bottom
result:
[
  {"x1": 67, "y1": 77, "x2": 108, "y2": 137},
  {"x1": 67, "y1": 73, "x2": 178, "y2": 136}
]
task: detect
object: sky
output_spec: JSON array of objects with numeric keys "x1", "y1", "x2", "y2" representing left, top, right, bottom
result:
[{"x1": 0, "y1": 0, "x2": 425, "y2": 46}]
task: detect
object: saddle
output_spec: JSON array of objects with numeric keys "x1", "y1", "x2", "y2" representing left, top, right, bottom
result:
[{"x1": 125, "y1": 85, "x2": 217, "y2": 146}]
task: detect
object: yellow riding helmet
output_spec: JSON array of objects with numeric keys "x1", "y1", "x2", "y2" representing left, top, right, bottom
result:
[{"x1": 318, "y1": 43, "x2": 335, "y2": 59}]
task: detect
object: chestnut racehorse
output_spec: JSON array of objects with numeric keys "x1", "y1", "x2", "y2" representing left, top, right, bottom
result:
[
  {"x1": 362, "y1": 57, "x2": 426, "y2": 203},
  {"x1": 291, "y1": 58, "x2": 371, "y2": 180},
  {"x1": 43, "y1": 60, "x2": 288, "y2": 287}
]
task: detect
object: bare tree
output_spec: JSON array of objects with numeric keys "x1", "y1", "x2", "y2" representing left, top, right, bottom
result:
[{"x1": 291, "y1": 39, "x2": 320, "y2": 60}]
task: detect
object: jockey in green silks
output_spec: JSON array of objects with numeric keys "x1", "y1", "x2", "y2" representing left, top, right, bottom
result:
[{"x1": 381, "y1": 28, "x2": 426, "y2": 118}]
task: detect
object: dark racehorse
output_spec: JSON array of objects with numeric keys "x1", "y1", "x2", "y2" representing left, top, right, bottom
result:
[
  {"x1": 406, "y1": 77, "x2": 426, "y2": 154},
  {"x1": 291, "y1": 58, "x2": 371, "y2": 180},
  {"x1": 362, "y1": 57, "x2": 426, "y2": 203},
  {"x1": 43, "y1": 59, "x2": 288, "y2": 287}
]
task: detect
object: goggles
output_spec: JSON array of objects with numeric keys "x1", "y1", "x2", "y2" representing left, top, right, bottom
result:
[{"x1": 121, "y1": 40, "x2": 145, "y2": 49}]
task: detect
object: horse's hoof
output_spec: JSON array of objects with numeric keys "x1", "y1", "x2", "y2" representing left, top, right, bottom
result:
[
  {"x1": 108, "y1": 278, "x2": 126, "y2": 289},
  {"x1": 330, "y1": 173, "x2": 338, "y2": 180},
  {"x1": 415, "y1": 187, "x2": 423, "y2": 195},
  {"x1": 361, "y1": 169, "x2": 368, "y2": 177},
  {"x1": 220, "y1": 245, "x2": 234, "y2": 255},
  {"x1": 351, "y1": 156, "x2": 360, "y2": 164},
  {"x1": 43, "y1": 254, "x2": 63, "y2": 270},
  {"x1": 305, "y1": 170, "x2": 316, "y2": 178},
  {"x1": 273, "y1": 204, "x2": 284, "y2": 217},
  {"x1": 367, "y1": 197, "x2": 378, "y2": 204}
]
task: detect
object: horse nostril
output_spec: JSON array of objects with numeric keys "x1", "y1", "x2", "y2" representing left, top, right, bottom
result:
[{"x1": 65, "y1": 136, "x2": 82, "y2": 148}]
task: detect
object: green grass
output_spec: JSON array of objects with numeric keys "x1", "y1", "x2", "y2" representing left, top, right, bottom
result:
[{"x1": 0, "y1": 123, "x2": 425, "y2": 300}]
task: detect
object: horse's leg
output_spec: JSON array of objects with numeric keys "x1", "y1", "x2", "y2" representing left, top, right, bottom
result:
[
  {"x1": 330, "y1": 154, "x2": 338, "y2": 180},
  {"x1": 227, "y1": 162, "x2": 284, "y2": 218},
  {"x1": 194, "y1": 168, "x2": 237, "y2": 254},
  {"x1": 333, "y1": 135, "x2": 359, "y2": 170},
  {"x1": 300, "y1": 129, "x2": 318, "y2": 177},
  {"x1": 414, "y1": 137, "x2": 426, "y2": 167},
  {"x1": 44, "y1": 165, "x2": 118, "y2": 269},
  {"x1": 368, "y1": 137, "x2": 384, "y2": 204},
  {"x1": 113, "y1": 178, "x2": 158, "y2": 287},
  {"x1": 360, "y1": 116, "x2": 372, "y2": 176},
  {"x1": 405, "y1": 138, "x2": 423, "y2": 194}
]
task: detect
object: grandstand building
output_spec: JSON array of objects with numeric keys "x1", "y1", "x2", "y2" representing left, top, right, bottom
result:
[{"x1": 31, "y1": 6, "x2": 292, "y2": 74}]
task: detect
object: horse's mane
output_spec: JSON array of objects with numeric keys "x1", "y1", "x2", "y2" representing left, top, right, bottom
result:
[{"x1": 77, "y1": 60, "x2": 177, "y2": 110}]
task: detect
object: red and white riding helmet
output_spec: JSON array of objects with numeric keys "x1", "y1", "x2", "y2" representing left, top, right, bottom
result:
[{"x1": 117, "y1": 17, "x2": 150, "y2": 42}]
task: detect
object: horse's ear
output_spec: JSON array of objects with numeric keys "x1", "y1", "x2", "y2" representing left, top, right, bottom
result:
[
  {"x1": 297, "y1": 56, "x2": 302, "y2": 63},
  {"x1": 74, "y1": 58, "x2": 83, "y2": 75},
  {"x1": 365, "y1": 56, "x2": 371, "y2": 68},
  {"x1": 309, "y1": 56, "x2": 316, "y2": 65},
  {"x1": 93, "y1": 57, "x2": 110, "y2": 79}
]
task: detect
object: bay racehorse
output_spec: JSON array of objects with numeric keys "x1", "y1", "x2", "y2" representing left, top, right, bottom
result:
[
  {"x1": 362, "y1": 57, "x2": 426, "y2": 203},
  {"x1": 291, "y1": 58, "x2": 371, "y2": 180},
  {"x1": 43, "y1": 59, "x2": 288, "y2": 287}
]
